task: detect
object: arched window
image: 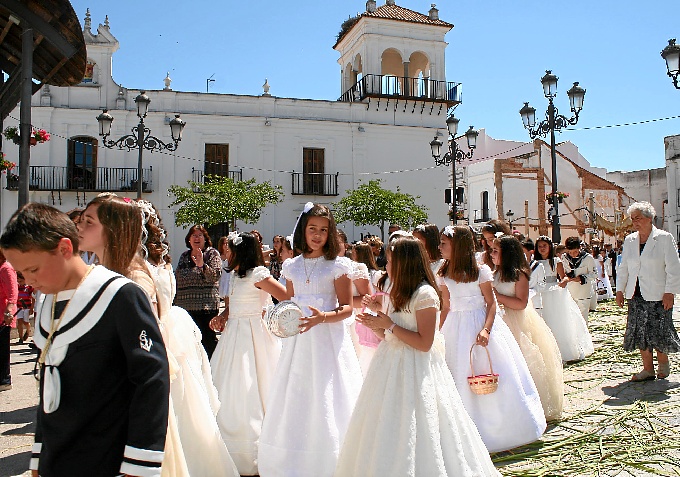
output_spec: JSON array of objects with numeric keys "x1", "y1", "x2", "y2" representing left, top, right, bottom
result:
[{"x1": 68, "y1": 136, "x2": 97, "y2": 190}]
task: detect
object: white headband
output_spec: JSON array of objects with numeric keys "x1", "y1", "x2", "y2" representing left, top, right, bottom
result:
[{"x1": 292, "y1": 202, "x2": 314, "y2": 238}]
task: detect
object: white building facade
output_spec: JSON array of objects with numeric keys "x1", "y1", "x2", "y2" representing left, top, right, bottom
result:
[
  {"x1": 455, "y1": 130, "x2": 636, "y2": 243},
  {"x1": 1, "y1": 2, "x2": 461, "y2": 260}
]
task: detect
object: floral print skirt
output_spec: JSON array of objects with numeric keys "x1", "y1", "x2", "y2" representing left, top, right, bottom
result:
[{"x1": 623, "y1": 296, "x2": 680, "y2": 353}]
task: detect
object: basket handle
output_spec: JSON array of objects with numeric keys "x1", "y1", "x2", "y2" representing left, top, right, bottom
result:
[{"x1": 469, "y1": 343, "x2": 494, "y2": 376}]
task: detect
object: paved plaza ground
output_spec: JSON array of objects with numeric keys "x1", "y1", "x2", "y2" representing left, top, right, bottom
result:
[{"x1": 1, "y1": 300, "x2": 679, "y2": 476}]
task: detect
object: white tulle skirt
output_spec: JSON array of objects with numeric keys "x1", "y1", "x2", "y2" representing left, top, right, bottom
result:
[
  {"x1": 538, "y1": 285, "x2": 594, "y2": 362},
  {"x1": 441, "y1": 298, "x2": 546, "y2": 452},
  {"x1": 335, "y1": 334, "x2": 500, "y2": 476},
  {"x1": 163, "y1": 306, "x2": 238, "y2": 477},
  {"x1": 258, "y1": 320, "x2": 362, "y2": 477},
  {"x1": 500, "y1": 305, "x2": 564, "y2": 422}
]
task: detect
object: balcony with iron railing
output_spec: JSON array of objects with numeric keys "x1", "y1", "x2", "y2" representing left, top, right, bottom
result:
[
  {"x1": 291, "y1": 172, "x2": 339, "y2": 196},
  {"x1": 190, "y1": 168, "x2": 244, "y2": 192},
  {"x1": 5, "y1": 166, "x2": 153, "y2": 193},
  {"x1": 339, "y1": 74, "x2": 462, "y2": 106}
]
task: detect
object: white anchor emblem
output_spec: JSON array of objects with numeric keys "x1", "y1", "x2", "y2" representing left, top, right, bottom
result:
[{"x1": 139, "y1": 330, "x2": 153, "y2": 352}]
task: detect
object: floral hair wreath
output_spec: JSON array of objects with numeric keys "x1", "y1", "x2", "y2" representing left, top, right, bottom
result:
[
  {"x1": 285, "y1": 235, "x2": 294, "y2": 249},
  {"x1": 136, "y1": 200, "x2": 169, "y2": 262},
  {"x1": 414, "y1": 224, "x2": 426, "y2": 232},
  {"x1": 494, "y1": 231, "x2": 504, "y2": 238},
  {"x1": 228, "y1": 231, "x2": 243, "y2": 246}
]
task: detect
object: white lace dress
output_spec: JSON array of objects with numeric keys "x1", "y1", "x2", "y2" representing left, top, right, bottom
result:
[
  {"x1": 143, "y1": 262, "x2": 238, "y2": 477},
  {"x1": 335, "y1": 284, "x2": 500, "y2": 477},
  {"x1": 494, "y1": 277, "x2": 564, "y2": 422},
  {"x1": 258, "y1": 256, "x2": 362, "y2": 477},
  {"x1": 440, "y1": 266, "x2": 546, "y2": 452},
  {"x1": 210, "y1": 266, "x2": 280, "y2": 476},
  {"x1": 534, "y1": 259, "x2": 594, "y2": 362}
]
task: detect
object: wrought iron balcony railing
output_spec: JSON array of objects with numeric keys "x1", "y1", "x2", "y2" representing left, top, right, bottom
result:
[
  {"x1": 291, "y1": 172, "x2": 339, "y2": 196},
  {"x1": 191, "y1": 168, "x2": 243, "y2": 184},
  {"x1": 5, "y1": 166, "x2": 153, "y2": 192},
  {"x1": 339, "y1": 74, "x2": 461, "y2": 106},
  {"x1": 190, "y1": 168, "x2": 243, "y2": 192}
]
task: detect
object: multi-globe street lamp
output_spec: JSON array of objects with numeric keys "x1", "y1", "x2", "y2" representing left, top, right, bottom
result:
[
  {"x1": 430, "y1": 114, "x2": 479, "y2": 224},
  {"x1": 96, "y1": 91, "x2": 186, "y2": 199},
  {"x1": 661, "y1": 38, "x2": 680, "y2": 89},
  {"x1": 519, "y1": 71, "x2": 586, "y2": 245}
]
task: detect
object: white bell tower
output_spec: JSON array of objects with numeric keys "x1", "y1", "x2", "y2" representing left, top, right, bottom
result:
[{"x1": 334, "y1": 1, "x2": 453, "y2": 98}]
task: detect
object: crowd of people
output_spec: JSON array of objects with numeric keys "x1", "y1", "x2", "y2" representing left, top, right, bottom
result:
[{"x1": 0, "y1": 198, "x2": 679, "y2": 476}]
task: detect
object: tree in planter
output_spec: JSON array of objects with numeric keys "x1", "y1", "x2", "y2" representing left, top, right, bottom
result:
[
  {"x1": 168, "y1": 175, "x2": 284, "y2": 228},
  {"x1": 333, "y1": 179, "x2": 428, "y2": 241}
]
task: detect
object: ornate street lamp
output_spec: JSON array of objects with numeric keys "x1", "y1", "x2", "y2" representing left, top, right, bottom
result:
[
  {"x1": 661, "y1": 39, "x2": 680, "y2": 89},
  {"x1": 97, "y1": 91, "x2": 186, "y2": 199},
  {"x1": 430, "y1": 113, "x2": 478, "y2": 224},
  {"x1": 520, "y1": 71, "x2": 586, "y2": 244}
]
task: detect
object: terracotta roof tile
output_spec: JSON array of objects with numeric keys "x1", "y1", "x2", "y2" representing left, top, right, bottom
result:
[{"x1": 363, "y1": 4, "x2": 453, "y2": 28}]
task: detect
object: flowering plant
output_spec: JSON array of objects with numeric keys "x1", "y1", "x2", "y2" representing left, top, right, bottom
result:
[
  {"x1": 32, "y1": 128, "x2": 51, "y2": 143},
  {"x1": 0, "y1": 154, "x2": 16, "y2": 173},
  {"x1": 545, "y1": 191, "x2": 569, "y2": 201},
  {"x1": 2, "y1": 126, "x2": 51, "y2": 144},
  {"x1": 3, "y1": 126, "x2": 18, "y2": 141}
]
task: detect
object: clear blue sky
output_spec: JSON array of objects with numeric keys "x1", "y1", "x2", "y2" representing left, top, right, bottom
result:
[{"x1": 70, "y1": 0, "x2": 680, "y2": 173}]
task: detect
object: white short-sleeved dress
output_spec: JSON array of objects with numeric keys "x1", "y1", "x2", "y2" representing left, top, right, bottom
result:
[
  {"x1": 440, "y1": 266, "x2": 546, "y2": 452},
  {"x1": 335, "y1": 284, "x2": 500, "y2": 477},
  {"x1": 210, "y1": 266, "x2": 281, "y2": 476},
  {"x1": 534, "y1": 259, "x2": 594, "y2": 362},
  {"x1": 258, "y1": 255, "x2": 362, "y2": 477}
]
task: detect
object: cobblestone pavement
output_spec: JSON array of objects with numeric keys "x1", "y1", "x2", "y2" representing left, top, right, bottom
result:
[{"x1": 2, "y1": 301, "x2": 679, "y2": 477}]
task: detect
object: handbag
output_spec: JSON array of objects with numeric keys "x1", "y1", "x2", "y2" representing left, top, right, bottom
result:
[
  {"x1": 467, "y1": 343, "x2": 499, "y2": 395},
  {"x1": 264, "y1": 300, "x2": 303, "y2": 338}
]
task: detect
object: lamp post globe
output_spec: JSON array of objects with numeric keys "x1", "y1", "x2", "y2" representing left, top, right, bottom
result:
[
  {"x1": 169, "y1": 115, "x2": 187, "y2": 142},
  {"x1": 519, "y1": 102, "x2": 536, "y2": 129},
  {"x1": 464, "y1": 126, "x2": 479, "y2": 149},
  {"x1": 541, "y1": 70, "x2": 559, "y2": 98},
  {"x1": 96, "y1": 110, "x2": 114, "y2": 137},
  {"x1": 567, "y1": 82, "x2": 586, "y2": 112},
  {"x1": 661, "y1": 39, "x2": 680, "y2": 88},
  {"x1": 134, "y1": 91, "x2": 151, "y2": 118},
  {"x1": 430, "y1": 136, "x2": 443, "y2": 160},
  {"x1": 446, "y1": 114, "x2": 460, "y2": 137}
]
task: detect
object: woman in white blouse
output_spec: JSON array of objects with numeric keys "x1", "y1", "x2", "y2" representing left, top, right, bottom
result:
[{"x1": 616, "y1": 202, "x2": 680, "y2": 382}]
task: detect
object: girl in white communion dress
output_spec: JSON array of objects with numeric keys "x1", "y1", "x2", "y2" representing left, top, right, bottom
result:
[
  {"x1": 336, "y1": 236, "x2": 500, "y2": 477},
  {"x1": 258, "y1": 204, "x2": 362, "y2": 477}
]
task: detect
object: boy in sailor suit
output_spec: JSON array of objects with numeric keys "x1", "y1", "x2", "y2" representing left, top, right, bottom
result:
[{"x1": 0, "y1": 204, "x2": 169, "y2": 477}]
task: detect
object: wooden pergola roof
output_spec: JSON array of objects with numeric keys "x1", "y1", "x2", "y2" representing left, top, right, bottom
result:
[{"x1": 0, "y1": 0, "x2": 86, "y2": 119}]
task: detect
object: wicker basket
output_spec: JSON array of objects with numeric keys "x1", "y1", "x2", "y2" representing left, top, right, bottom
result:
[
  {"x1": 467, "y1": 343, "x2": 499, "y2": 395},
  {"x1": 264, "y1": 300, "x2": 303, "y2": 338}
]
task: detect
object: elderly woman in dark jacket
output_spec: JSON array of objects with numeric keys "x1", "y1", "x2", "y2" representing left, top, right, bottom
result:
[
  {"x1": 616, "y1": 202, "x2": 680, "y2": 382},
  {"x1": 174, "y1": 225, "x2": 222, "y2": 358}
]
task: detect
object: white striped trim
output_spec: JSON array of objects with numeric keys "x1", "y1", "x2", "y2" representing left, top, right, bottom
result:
[
  {"x1": 31, "y1": 442, "x2": 42, "y2": 453},
  {"x1": 119, "y1": 462, "x2": 161, "y2": 477},
  {"x1": 29, "y1": 442, "x2": 40, "y2": 470},
  {"x1": 29, "y1": 457, "x2": 39, "y2": 470},
  {"x1": 123, "y1": 445, "x2": 164, "y2": 463}
]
